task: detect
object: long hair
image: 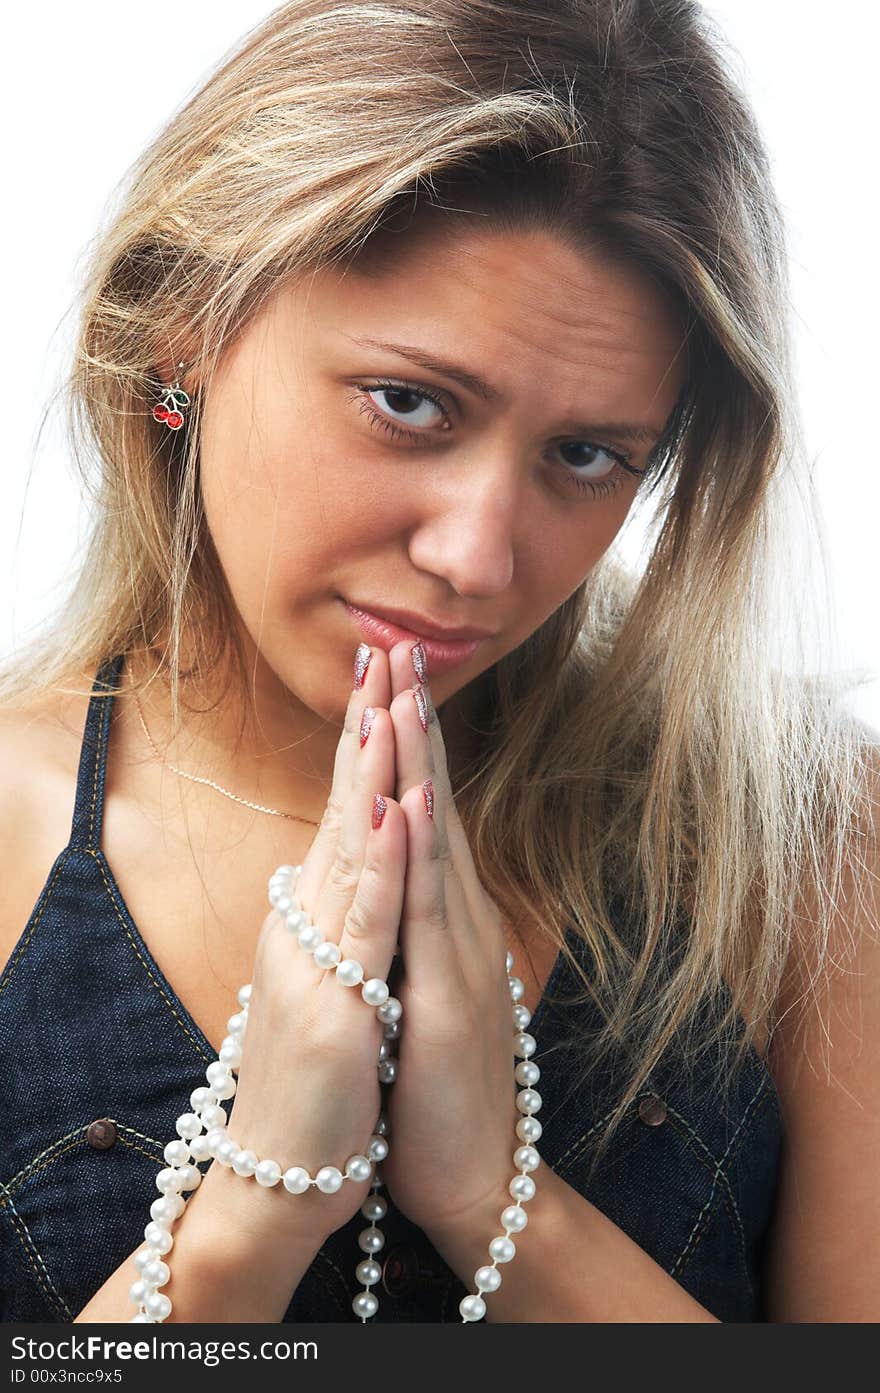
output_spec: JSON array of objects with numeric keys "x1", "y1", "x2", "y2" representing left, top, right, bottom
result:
[{"x1": 4, "y1": 0, "x2": 877, "y2": 1170}]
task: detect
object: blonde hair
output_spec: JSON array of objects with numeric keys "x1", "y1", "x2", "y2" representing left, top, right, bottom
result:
[{"x1": 5, "y1": 0, "x2": 878, "y2": 1169}]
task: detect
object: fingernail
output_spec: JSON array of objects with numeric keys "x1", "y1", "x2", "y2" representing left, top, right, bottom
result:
[
  {"x1": 413, "y1": 685, "x2": 429, "y2": 734},
  {"x1": 422, "y1": 778, "x2": 434, "y2": 820},
  {"x1": 360, "y1": 705, "x2": 376, "y2": 748},
  {"x1": 354, "y1": 642, "x2": 372, "y2": 689},
  {"x1": 411, "y1": 641, "x2": 428, "y2": 684},
  {"x1": 372, "y1": 793, "x2": 387, "y2": 829}
]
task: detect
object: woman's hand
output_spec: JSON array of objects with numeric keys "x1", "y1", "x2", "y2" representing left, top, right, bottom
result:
[
  {"x1": 378, "y1": 640, "x2": 519, "y2": 1238},
  {"x1": 222, "y1": 644, "x2": 404, "y2": 1244}
]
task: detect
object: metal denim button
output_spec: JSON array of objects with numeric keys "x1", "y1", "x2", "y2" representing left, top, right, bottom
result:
[
  {"x1": 381, "y1": 1244, "x2": 448, "y2": 1297},
  {"x1": 86, "y1": 1118, "x2": 117, "y2": 1149},
  {"x1": 637, "y1": 1094, "x2": 667, "y2": 1126}
]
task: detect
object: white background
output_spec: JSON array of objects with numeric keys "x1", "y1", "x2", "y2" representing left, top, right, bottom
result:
[{"x1": 3, "y1": 3, "x2": 878, "y2": 726}]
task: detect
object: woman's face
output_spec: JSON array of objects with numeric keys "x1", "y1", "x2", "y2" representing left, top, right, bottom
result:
[{"x1": 197, "y1": 222, "x2": 686, "y2": 726}]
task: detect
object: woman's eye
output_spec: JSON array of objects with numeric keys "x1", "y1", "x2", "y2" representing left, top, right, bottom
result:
[{"x1": 356, "y1": 381, "x2": 449, "y2": 435}]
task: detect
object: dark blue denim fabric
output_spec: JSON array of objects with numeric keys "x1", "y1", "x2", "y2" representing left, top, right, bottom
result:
[{"x1": 1, "y1": 654, "x2": 783, "y2": 1323}]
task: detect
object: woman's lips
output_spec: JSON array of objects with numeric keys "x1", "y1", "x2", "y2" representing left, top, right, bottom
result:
[{"x1": 341, "y1": 600, "x2": 485, "y2": 674}]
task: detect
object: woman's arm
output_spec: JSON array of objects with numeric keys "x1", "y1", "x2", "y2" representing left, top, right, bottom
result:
[
  {"x1": 761, "y1": 761, "x2": 880, "y2": 1322},
  {"x1": 424, "y1": 1165, "x2": 720, "y2": 1321},
  {"x1": 74, "y1": 1153, "x2": 332, "y2": 1323}
]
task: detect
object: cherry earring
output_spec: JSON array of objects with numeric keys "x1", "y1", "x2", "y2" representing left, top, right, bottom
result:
[{"x1": 152, "y1": 363, "x2": 191, "y2": 431}]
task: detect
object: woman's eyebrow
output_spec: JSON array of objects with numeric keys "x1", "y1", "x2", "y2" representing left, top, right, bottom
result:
[{"x1": 348, "y1": 334, "x2": 664, "y2": 443}]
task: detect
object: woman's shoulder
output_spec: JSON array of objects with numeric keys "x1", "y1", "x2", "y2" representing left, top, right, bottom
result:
[{"x1": 0, "y1": 679, "x2": 96, "y2": 978}]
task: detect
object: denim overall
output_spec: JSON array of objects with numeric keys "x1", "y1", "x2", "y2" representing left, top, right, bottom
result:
[{"x1": 0, "y1": 654, "x2": 783, "y2": 1323}]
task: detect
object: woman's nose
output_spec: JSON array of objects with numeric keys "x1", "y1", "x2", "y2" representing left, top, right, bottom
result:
[{"x1": 406, "y1": 461, "x2": 518, "y2": 598}]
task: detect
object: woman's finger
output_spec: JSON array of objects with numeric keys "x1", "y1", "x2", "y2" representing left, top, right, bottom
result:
[{"x1": 295, "y1": 643, "x2": 389, "y2": 912}]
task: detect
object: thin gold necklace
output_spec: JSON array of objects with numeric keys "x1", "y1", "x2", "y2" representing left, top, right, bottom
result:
[{"x1": 128, "y1": 663, "x2": 320, "y2": 826}]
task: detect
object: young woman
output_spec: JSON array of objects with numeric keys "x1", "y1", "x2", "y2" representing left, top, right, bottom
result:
[{"x1": 1, "y1": 0, "x2": 877, "y2": 1325}]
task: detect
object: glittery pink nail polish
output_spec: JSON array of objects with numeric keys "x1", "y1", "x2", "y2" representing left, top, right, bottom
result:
[
  {"x1": 354, "y1": 642, "x2": 372, "y2": 689},
  {"x1": 360, "y1": 705, "x2": 376, "y2": 748},
  {"x1": 372, "y1": 793, "x2": 387, "y2": 829},
  {"x1": 413, "y1": 685, "x2": 429, "y2": 734},
  {"x1": 411, "y1": 641, "x2": 428, "y2": 684},
  {"x1": 422, "y1": 778, "x2": 434, "y2": 820}
]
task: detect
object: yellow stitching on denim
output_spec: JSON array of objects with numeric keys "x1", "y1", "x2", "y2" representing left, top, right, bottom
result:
[
  {"x1": 0, "y1": 850, "x2": 73, "y2": 999},
  {"x1": 88, "y1": 670, "x2": 117, "y2": 846},
  {"x1": 675, "y1": 1089, "x2": 773, "y2": 1288},
  {"x1": 555, "y1": 1102, "x2": 631, "y2": 1173},
  {"x1": 0, "y1": 1184, "x2": 73, "y2": 1320},
  {"x1": 671, "y1": 1073, "x2": 770, "y2": 1278},
  {"x1": 4, "y1": 1125, "x2": 90, "y2": 1190},
  {"x1": 82, "y1": 850, "x2": 213, "y2": 1063}
]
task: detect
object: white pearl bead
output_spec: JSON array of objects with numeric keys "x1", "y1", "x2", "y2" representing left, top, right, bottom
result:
[
  {"x1": 367, "y1": 1135, "x2": 389, "y2": 1161},
  {"x1": 513, "y1": 1032, "x2": 537, "y2": 1058},
  {"x1": 205, "y1": 1061, "x2": 230, "y2": 1088},
  {"x1": 134, "y1": 1247, "x2": 154, "y2": 1273},
  {"x1": 188, "y1": 1087, "x2": 214, "y2": 1113},
  {"x1": 313, "y1": 941, "x2": 342, "y2": 969},
  {"x1": 361, "y1": 1194, "x2": 387, "y2": 1221},
  {"x1": 150, "y1": 1196, "x2": 181, "y2": 1226},
  {"x1": 188, "y1": 1135, "x2": 212, "y2": 1162},
  {"x1": 508, "y1": 976, "x2": 525, "y2": 1002},
  {"x1": 254, "y1": 1159, "x2": 282, "y2": 1187},
  {"x1": 210, "y1": 1075, "x2": 237, "y2": 1100},
  {"x1": 505, "y1": 951, "x2": 514, "y2": 973},
  {"x1": 475, "y1": 1265, "x2": 502, "y2": 1292},
  {"x1": 129, "y1": 1313, "x2": 154, "y2": 1323},
  {"x1": 512, "y1": 1004, "x2": 532, "y2": 1030},
  {"x1": 345, "y1": 1154, "x2": 373, "y2": 1182},
  {"x1": 129, "y1": 1280, "x2": 148, "y2": 1305},
  {"x1": 142, "y1": 1258, "x2": 170, "y2": 1288},
  {"x1": 361, "y1": 978, "x2": 389, "y2": 1006},
  {"x1": 516, "y1": 1087, "x2": 542, "y2": 1115},
  {"x1": 377, "y1": 1059, "x2": 397, "y2": 1084},
  {"x1": 515, "y1": 1060, "x2": 540, "y2": 1086},
  {"x1": 377, "y1": 997, "x2": 402, "y2": 1023},
  {"x1": 200, "y1": 1104, "x2": 227, "y2": 1132},
  {"x1": 163, "y1": 1139, "x2": 191, "y2": 1167},
  {"x1": 219, "y1": 1040, "x2": 242, "y2": 1069},
  {"x1": 144, "y1": 1223, "x2": 173, "y2": 1254},
  {"x1": 297, "y1": 924, "x2": 324, "y2": 951},
  {"x1": 358, "y1": 1227, "x2": 385, "y2": 1254},
  {"x1": 144, "y1": 1291, "x2": 172, "y2": 1321},
  {"x1": 489, "y1": 1236, "x2": 516, "y2": 1263},
  {"x1": 285, "y1": 909, "x2": 308, "y2": 934},
  {"x1": 176, "y1": 1164, "x2": 201, "y2": 1192},
  {"x1": 227, "y1": 1012, "x2": 246, "y2": 1038},
  {"x1": 216, "y1": 1138, "x2": 239, "y2": 1166},
  {"x1": 270, "y1": 890, "x2": 293, "y2": 913},
  {"x1": 233, "y1": 1150, "x2": 258, "y2": 1178},
  {"x1": 336, "y1": 958, "x2": 364, "y2": 987},
  {"x1": 509, "y1": 1173, "x2": 536, "y2": 1202},
  {"x1": 516, "y1": 1116, "x2": 543, "y2": 1144},
  {"x1": 282, "y1": 1166, "x2": 311, "y2": 1194},
  {"x1": 513, "y1": 1144, "x2": 541, "y2": 1172},
  {"x1": 353, "y1": 1290, "x2": 379, "y2": 1319},
  {"x1": 204, "y1": 1128, "x2": 228, "y2": 1157},
  {"x1": 315, "y1": 1166, "x2": 344, "y2": 1194},
  {"x1": 237, "y1": 984, "x2": 252, "y2": 1007},
  {"x1": 155, "y1": 1167, "x2": 183, "y2": 1194},
  {"x1": 501, "y1": 1204, "x2": 528, "y2": 1233},
  {"x1": 175, "y1": 1112, "x2": 202, "y2": 1140},
  {"x1": 356, "y1": 1259, "x2": 381, "y2": 1286},
  {"x1": 460, "y1": 1294, "x2": 487, "y2": 1321}
]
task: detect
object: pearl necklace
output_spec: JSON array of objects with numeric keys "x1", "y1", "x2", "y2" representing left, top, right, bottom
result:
[{"x1": 127, "y1": 863, "x2": 543, "y2": 1324}]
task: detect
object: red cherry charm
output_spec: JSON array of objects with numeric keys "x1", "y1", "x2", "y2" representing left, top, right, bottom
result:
[
  {"x1": 165, "y1": 411, "x2": 184, "y2": 430},
  {"x1": 152, "y1": 404, "x2": 169, "y2": 422}
]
